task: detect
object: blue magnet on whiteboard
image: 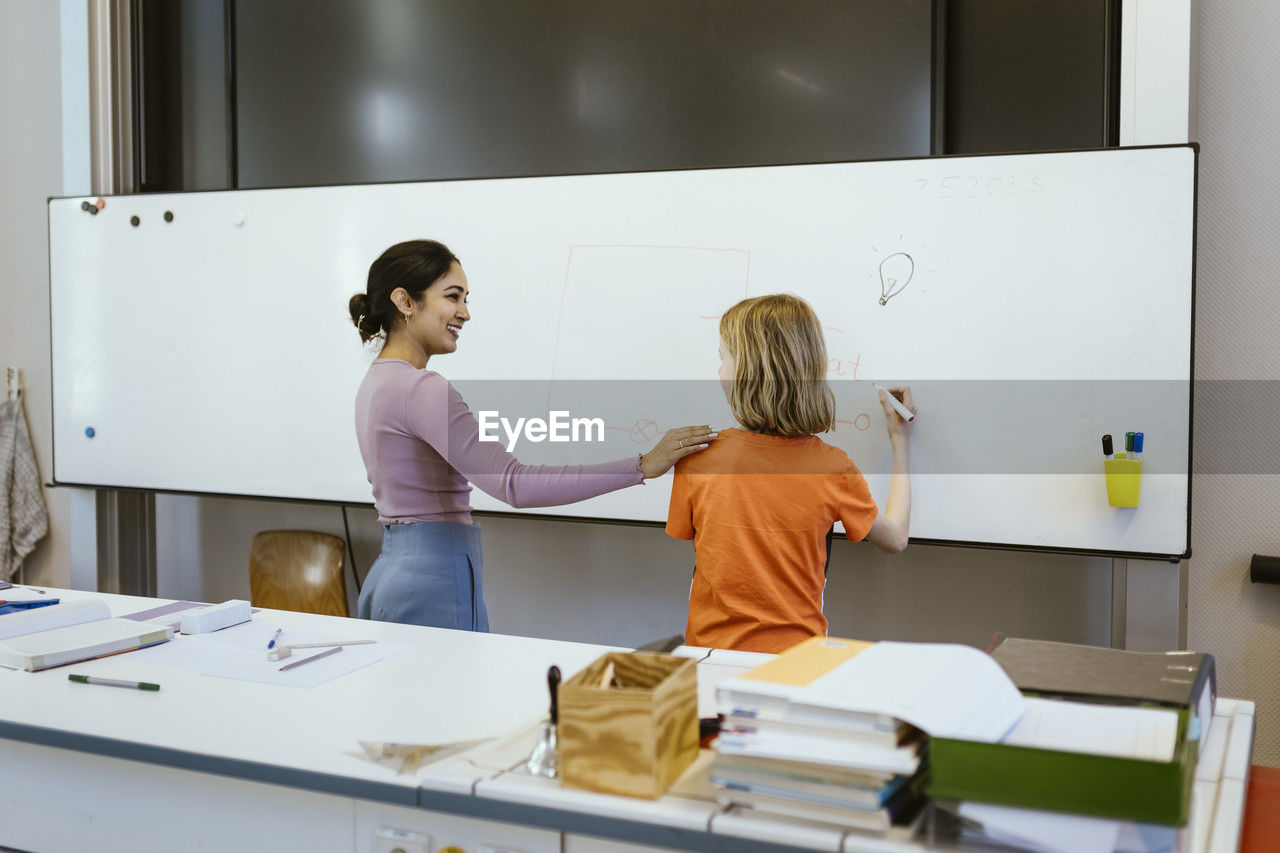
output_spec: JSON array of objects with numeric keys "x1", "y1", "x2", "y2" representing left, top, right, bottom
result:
[{"x1": 85, "y1": 427, "x2": 95, "y2": 438}]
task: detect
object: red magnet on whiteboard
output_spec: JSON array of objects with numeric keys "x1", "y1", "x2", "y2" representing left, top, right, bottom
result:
[{"x1": 80, "y1": 198, "x2": 106, "y2": 215}]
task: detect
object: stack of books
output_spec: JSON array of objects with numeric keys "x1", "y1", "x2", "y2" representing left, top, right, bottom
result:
[
  {"x1": 712, "y1": 712, "x2": 927, "y2": 833},
  {"x1": 710, "y1": 636, "x2": 1027, "y2": 837}
]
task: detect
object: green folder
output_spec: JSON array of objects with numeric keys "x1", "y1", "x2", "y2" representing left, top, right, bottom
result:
[{"x1": 927, "y1": 707, "x2": 1195, "y2": 826}]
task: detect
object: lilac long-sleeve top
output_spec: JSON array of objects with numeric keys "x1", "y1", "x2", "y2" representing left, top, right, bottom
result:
[{"x1": 355, "y1": 359, "x2": 644, "y2": 524}]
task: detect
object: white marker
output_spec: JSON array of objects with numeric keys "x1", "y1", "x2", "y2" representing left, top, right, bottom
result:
[
  {"x1": 267, "y1": 639, "x2": 376, "y2": 661},
  {"x1": 872, "y1": 382, "x2": 916, "y2": 423}
]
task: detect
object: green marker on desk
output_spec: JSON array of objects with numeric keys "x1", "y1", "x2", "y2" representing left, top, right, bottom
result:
[{"x1": 69, "y1": 674, "x2": 160, "y2": 692}]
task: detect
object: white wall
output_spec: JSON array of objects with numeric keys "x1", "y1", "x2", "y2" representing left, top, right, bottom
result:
[
  {"x1": 1189, "y1": 0, "x2": 1280, "y2": 768},
  {"x1": 0, "y1": 1, "x2": 72, "y2": 588}
]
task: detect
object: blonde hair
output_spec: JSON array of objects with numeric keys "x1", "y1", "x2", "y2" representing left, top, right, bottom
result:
[{"x1": 719, "y1": 294, "x2": 835, "y2": 437}]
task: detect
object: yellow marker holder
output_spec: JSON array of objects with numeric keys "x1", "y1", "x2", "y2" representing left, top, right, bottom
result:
[{"x1": 1104, "y1": 452, "x2": 1143, "y2": 507}]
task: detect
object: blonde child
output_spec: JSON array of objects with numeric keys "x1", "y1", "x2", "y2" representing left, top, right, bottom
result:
[{"x1": 666, "y1": 294, "x2": 915, "y2": 653}]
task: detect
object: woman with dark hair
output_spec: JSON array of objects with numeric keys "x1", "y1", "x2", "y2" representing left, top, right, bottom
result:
[{"x1": 349, "y1": 239, "x2": 715, "y2": 630}]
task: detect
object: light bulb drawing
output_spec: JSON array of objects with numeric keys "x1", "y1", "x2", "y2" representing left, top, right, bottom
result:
[{"x1": 877, "y1": 252, "x2": 915, "y2": 306}]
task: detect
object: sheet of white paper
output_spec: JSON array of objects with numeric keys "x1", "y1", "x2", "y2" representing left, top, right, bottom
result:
[
  {"x1": 959, "y1": 801, "x2": 1122, "y2": 853},
  {"x1": 131, "y1": 619, "x2": 409, "y2": 688},
  {"x1": 1002, "y1": 697, "x2": 1179, "y2": 763},
  {"x1": 801, "y1": 642, "x2": 1027, "y2": 742}
]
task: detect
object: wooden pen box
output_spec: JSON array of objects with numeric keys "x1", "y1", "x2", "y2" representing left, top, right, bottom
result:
[{"x1": 558, "y1": 651, "x2": 699, "y2": 799}]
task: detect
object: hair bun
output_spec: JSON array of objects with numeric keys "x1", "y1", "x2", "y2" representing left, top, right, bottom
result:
[
  {"x1": 348, "y1": 293, "x2": 369, "y2": 323},
  {"x1": 348, "y1": 293, "x2": 379, "y2": 342}
]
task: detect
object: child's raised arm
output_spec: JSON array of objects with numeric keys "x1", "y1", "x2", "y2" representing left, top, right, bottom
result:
[{"x1": 864, "y1": 385, "x2": 914, "y2": 554}]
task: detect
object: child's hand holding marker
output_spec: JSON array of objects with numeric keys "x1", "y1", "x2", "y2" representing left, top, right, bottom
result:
[{"x1": 873, "y1": 382, "x2": 916, "y2": 440}]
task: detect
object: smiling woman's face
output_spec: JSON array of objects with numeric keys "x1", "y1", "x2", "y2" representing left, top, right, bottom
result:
[{"x1": 397, "y1": 261, "x2": 470, "y2": 357}]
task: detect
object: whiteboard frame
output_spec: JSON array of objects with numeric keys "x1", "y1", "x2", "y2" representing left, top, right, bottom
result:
[{"x1": 46, "y1": 142, "x2": 1198, "y2": 561}]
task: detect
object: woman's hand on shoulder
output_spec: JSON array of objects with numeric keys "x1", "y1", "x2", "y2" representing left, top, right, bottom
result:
[{"x1": 640, "y1": 425, "x2": 718, "y2": 479}]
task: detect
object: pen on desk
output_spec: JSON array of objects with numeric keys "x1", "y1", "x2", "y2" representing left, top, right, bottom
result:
[
  {"x1": 1102, "y1": 434, "x2": 1114, "y2": 461},
  {"x1": 278, "y1": 645, "x2": 342, "y2": 672},
  {"x1": 267, "y1": 628, "x2": 283, "y2": 650},
  {"x1": 267, "y1": 639, "x2": 375, "y2": 661},
  {"x1": 69, "y1": 674, "x2": 160, "y2": 692},
  {"x1": 273, "y1": 640, "x2": 374, "y2": 650},
  {"x1": 1132, "y1": 432, "x2": 1144, "y2": 461},
  {"x1": 872, "y1": 382, "x2": 916, "y2": 423}
]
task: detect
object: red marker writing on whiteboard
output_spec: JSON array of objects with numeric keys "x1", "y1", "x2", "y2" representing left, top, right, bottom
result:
[{"x1": 872, "y1": 382, "x2": 916, "y2": 423}]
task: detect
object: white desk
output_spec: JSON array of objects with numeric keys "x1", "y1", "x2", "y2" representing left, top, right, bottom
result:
[{"x1": 0, "y1": 588, "x2": 1255, "y2": 853}]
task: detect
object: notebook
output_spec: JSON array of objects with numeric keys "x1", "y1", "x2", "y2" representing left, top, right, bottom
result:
[{"x1": 0, "y1": 598, "x2": 172, "y2": 671}]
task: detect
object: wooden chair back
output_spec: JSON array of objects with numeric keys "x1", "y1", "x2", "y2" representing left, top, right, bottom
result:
[{"x1": 248, "y1": 530, "x2": 348, "y2": 617}]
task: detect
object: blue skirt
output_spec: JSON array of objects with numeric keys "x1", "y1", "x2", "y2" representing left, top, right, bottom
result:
[{"x1": 357, "y1": 521, "x2": 489, "y2": 631}]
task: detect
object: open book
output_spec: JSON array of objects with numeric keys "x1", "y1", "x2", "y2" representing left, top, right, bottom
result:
[
  {"x1": 0, "y1": 598, "x2": 172, "y2": 672},
  {"x1": 716, "y1": 637, "x2": 1028, "y2": 743}
]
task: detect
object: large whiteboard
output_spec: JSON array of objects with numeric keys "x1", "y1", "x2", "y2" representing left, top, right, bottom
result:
[{"x1": 48, "y1": 146, "x2": 1195, "y2": 558}]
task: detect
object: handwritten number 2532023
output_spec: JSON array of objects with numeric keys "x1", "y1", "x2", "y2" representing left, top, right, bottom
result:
[{"x1": 916, "y1": 174, "x2": 1045, "y2": 199}]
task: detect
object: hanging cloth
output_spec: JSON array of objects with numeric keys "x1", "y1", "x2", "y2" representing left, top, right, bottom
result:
[{"x1": 1, "y1": 384, "x2": 49, "y2": 580}]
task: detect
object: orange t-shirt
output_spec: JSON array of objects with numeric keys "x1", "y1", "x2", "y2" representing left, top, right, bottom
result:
[{"x1": 666, "y1": 428, "x2": 878, "y2": 654}]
